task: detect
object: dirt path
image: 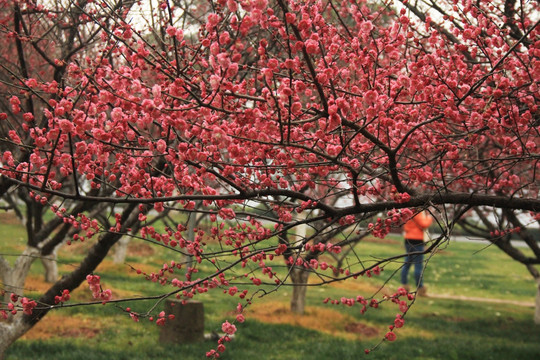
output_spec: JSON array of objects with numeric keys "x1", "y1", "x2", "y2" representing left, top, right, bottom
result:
[{"x1": 427, "y1": 293, "x2": 534, "y2": 307}]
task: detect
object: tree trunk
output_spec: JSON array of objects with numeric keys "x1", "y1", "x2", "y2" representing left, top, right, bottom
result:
[
  {"x1": 0, "y1": 247, "x2": 39, "y2": 304},
  {"x1": 0, "y1": 204, "x2": 139, "y2": 359},
  {"x1": 0, "y1": 248, "x2": 39, "y2": 359},
  {"x1": 0, "y1": 316, "x2": 32, "y2": 360},
  {"x1": 289, "y1": 212, "x2": 310, "y2": 314},
  {"x1": 41, "y1": 250, "x2": 58, "y2": 283},
  {"x1": 290, "y1": 266, "x2": 310, "y2": 314},
  {"x1": 113, "y1": 237, "x2": 130, "y2": 264}
]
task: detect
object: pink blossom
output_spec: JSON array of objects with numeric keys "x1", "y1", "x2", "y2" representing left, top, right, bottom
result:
[
  {"x1": 305, "y1": 39, "x2": 319, "y2": 54},
  {"x1": 10, "y1": 96, "x2": 20, "y2": 113},
  {"x1": 226, "y1": 63, "x2": 239, "y2": 77},
  {"x1": 399, "y1": 15, "x2": 409, "y2": 25},
  {"x1": 100, "y1": 289, "x2": 112, "y2": 303},
  {"x1": 219, "y1": 31, "x2": 230, "y2": 44},
  {"x1": 156, "y1": 139, "x2": 167, "y2": 153},
  {"x1": 58, "y1": 119, "x2": 74, "y2": 133},
  {"x1": 360, "y1": 21, "x2": 374, "y2": 34},
  {"x1": 399, "y1": 300, "x2": 408, "y2": 312},
  {"x1": 130, "y1": 312, "x2": 140, "y2": 322},
  {"x1": 22, "y1": 113, "x2": 34, "y2": 122},
  {"x1": 221, "y1": 320, "x2": 237, "y2": 335},
  {"x1": 152, "y1": 84, "x2": 162, "y2": 99},
  {"x1": 463, "y1": 29, "x2": 474, "y2": 39},
  {"x1": 206, "y1": 13, "x2": 220, "y2": 31},
  {"x1": 166, "y1": 25, "x2": 176, "y2": 37},
  {"x1": 9, "y1": 96, "x2": 20, "y2": 107},
  {"x1": 216, "y1": 53, "x2": 231, "y2": 68},
  {"x1": 228, "y1": 286, "x2": 238, "y2": 296},
  {"x1": 21, "y1": 297, "x2": 37, "y2": 315},
  {"x1": 25, "y1": 78, "x2": 38, "y2": 88},
  {"x1": 252, "y1": 0, "x2": 268, "y2": 10},
  {"x1": 364, "y1": 90, "x2": 378, "y2": 104},
  {"x1": 111, "y1": 107, "x2": 123, "y2": 121},
  {"x1": 267, "y1": 58, "x2": 279, "y2": 69},
  {"x1": 285, "y1": 13, "x2": 296, "y2": 24},
  {"x1": 54, "y1": 106, "x2": 65, "y2": 116},
  {"x1": 10, "y1": 293, "x2": 18, "y2": 302},
  {"x1": 226, "y1": 0, "x2": 238, "y2": 12},
  {"x1": 175, "y1": 29, "x2": 184, "y2": 41}
]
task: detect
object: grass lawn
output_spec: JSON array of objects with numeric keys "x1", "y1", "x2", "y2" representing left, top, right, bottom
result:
[{"x1": 2, "y1": 212, "x2": 539, "y2": 359}]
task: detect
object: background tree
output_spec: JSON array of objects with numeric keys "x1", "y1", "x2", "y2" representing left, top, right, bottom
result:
[
  {"x1": 459, "y1": 208, "x2": 540, "y2": 322},
  {"x1": 271, "y1": 190, "x2": 375, "y2": 314},
  {"x1": 0, "y1": 0, "x2": 538, "y2": 358},
  {"x1": 0, "y1": 0, "x2": 143, "y2": 354}
]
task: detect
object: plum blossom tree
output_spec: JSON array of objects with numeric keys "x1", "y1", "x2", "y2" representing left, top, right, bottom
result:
[{"x1": 0, "y1": 0, "x2": 539, "y2": 358}]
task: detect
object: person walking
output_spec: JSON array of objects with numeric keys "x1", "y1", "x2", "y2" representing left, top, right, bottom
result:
[{"x1": 401, "y1": 210, "x2": 432, "y2": 296}]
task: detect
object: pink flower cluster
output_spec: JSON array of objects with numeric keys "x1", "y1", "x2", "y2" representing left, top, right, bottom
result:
[
  {"x1": 7, "y1": 294, "x2": 38, "y2": 316},
  {"x1": 221, "y1": 320, "x2": 237, "y2": 335},
  {"x1": 21, "y1": 297, "x2": 37, "y2": 315},
  {"x1": 86, "y1": 274, "x2": 112, "y2": 304},
  {"x1": 54, "y1": 289, "x2": 71, "y2": 304}
]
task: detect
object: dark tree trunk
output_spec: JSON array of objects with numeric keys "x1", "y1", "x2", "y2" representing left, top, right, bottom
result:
[{"x1": 0, "y1": 204, "x2": 138, "y2": 359}]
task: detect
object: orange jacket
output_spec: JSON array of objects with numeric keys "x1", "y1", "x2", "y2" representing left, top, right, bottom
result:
[{"x1": 404, "y1": 212, "x2": 433, "y2": 241}]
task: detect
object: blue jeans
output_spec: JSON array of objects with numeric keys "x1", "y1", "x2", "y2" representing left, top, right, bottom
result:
[{"x1": 401, "y1": 241, "x2": 425, "y2": 288}]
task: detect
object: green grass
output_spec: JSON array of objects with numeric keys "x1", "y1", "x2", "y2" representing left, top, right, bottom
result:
[
  {"x1": 8, "y1": 300, "x2": 540, "y2": 360},
  {"x1": 0, "y1": 221, "x2": 27, "y2": 267},
  {"x1": 2, "y1": 215, "x2": 540, "y2": 359},
  {"x1": 351, "y1": 237, "x2": 537, "y2": 302}
]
